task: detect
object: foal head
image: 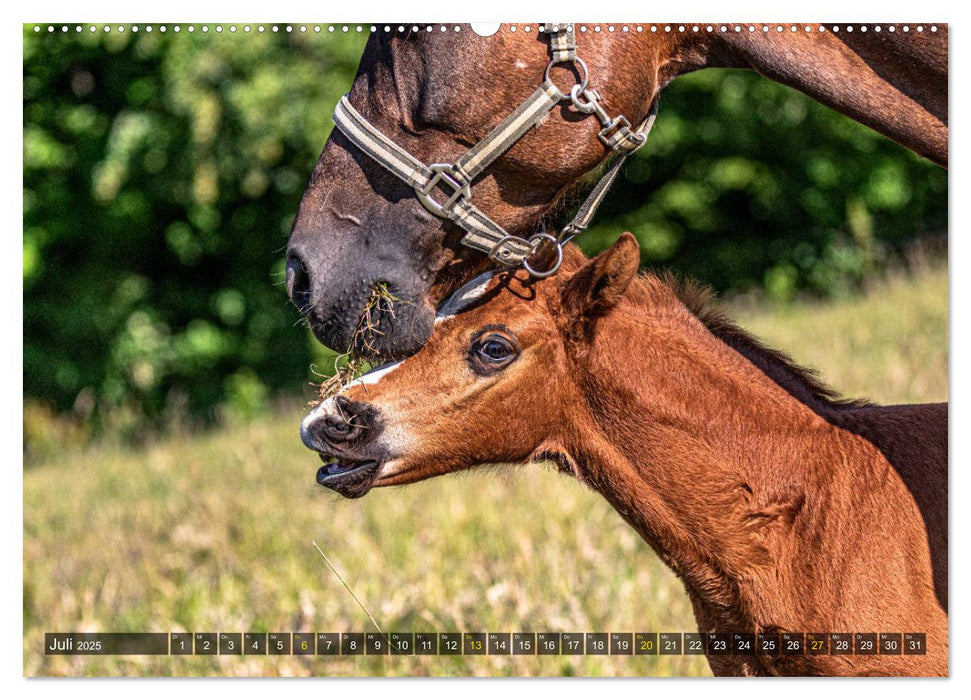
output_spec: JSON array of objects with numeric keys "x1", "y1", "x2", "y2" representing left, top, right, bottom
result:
[{"x1": 300, "y1": 234, "x2": 641, "y2": 498}]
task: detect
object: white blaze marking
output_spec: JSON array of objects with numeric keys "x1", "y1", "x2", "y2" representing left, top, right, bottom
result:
[
  {"x1": 301, "y1": 396, "x2": 335, "y2": 436},
  {"x1": 303, "y1": 271, "x2": 499, "y2": 462},
  {"x1": 300, "y1": 361, "x2": 402, "y2": 435},
  {"x1": 353, "y1": 360, "x2": 402, "y2": 387},
  {"x1": 435, "y1": 271, "x2": 496, "y2": 323}
]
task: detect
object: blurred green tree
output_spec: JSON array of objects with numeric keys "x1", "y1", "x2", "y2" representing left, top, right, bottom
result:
[
  {"x1": 24, "y1": 27, "x2": 366, "y2": 437},
  {"x1": 23, "y1": 27, "x2": 946, "y2": 440}
]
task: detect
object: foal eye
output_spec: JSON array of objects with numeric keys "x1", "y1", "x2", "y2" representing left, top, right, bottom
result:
[
  {"x1": 479, "y1": 338, "x2": 511, "y2": 361},
  {"x1": 469, "y1": 330, "x2": 519, "y2": 375}
]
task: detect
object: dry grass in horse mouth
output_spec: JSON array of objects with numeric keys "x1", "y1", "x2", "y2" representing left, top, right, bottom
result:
[
  {"x1": 354, "y1": 281, "x2": 401, "y2": 357},
  {"x1": 312, "y1": 283, "x2": 402, "y2": 405}
]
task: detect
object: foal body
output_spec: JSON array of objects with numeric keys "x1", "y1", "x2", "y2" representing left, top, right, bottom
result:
[
  {"x1": 545, "y1": 280, "x2": 947, "y2": 675},
  {"x1": 301, "y1": 236, "x2": 947, "y2": 676}
]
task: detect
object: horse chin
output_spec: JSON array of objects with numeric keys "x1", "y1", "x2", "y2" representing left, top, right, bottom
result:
[
  {"x1": 315, "y1": 459, "x2": 381, "y2": 498},
  {"x1": 352, "y1": 305, "x2": 434, "y2": 361}
]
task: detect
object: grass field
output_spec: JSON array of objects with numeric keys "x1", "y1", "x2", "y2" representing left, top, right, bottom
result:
[{"x1": 23, "y1": 261, "x2": 947, "y2": 677}]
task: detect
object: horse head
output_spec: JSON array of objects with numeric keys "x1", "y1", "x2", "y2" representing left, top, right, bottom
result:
[
  {"x1": 287, "y1": 24, "x2": 946, "y2": 360},
  {"x1": 285, "y1": 26, "x2": 663, "y2": 359}
]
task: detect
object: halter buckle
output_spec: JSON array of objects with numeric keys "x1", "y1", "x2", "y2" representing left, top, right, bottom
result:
[
  {"x1": 487, "y1": 234, "x2": 531, "y2": 265},
  {"x1": 598, "y1": 115, "x2": 643, "y2": 151},
  {"x1": 416, "y1": 164, "x2": 471, "y2": 218},
  {"x1": 544, "y1": 56, "x2": 589, "y2": 102}
]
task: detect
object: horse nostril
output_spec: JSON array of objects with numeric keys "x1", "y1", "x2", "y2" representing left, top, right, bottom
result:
[{"x1": 286, "y1": 252, "x2": 312, "y2": 312}]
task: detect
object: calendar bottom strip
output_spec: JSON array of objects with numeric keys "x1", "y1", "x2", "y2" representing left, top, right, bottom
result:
[{"x1": 45, "y1": 631, "x2": 927, "y2": 656}]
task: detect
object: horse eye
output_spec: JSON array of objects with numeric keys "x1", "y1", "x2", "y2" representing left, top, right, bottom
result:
[{"x1": 469, "y1": 332, "x2": 518, "y2": 375}]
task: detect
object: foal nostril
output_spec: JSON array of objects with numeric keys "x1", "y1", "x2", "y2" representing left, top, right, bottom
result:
[
  {"x1": 319, "y1": 397, "x2": 368, "y2": 444},
  {"x1": 285, "y1": 252, "x2": 312, "y2": 312},
  {"x1": 322, "y1": 414, "x2": 357, "y2": 442}
]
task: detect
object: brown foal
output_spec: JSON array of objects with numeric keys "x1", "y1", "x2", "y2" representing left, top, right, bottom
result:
[{"x1": 301, "y1": 235, "x2": 947, "y2": 676}]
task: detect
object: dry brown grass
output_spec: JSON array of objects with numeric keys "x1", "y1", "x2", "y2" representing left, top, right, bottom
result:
[{"x1": 312, "y1": 283, "x2": 403, "y2": 404}]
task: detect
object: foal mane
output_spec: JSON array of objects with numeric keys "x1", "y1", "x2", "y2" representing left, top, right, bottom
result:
[{"x1": 657, "y1": 271, "x2": 871, "y2": 415}]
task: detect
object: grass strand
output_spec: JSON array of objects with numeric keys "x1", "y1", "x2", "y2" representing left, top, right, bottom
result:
[{"x1": 312, "y1": 540, "x2": 383, "y2": 633}]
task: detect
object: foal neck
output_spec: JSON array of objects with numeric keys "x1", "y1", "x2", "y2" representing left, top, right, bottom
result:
[
  {"x1": 557, "y1": 274, "x2": 942, "y2": 673},
  {"x1": 565, "y1": 275, "x2": 837, "y2": 591}
]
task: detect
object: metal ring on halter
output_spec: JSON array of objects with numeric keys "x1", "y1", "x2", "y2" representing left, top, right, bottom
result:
[
  {"x1": 544, "y1": 56, "x2": 589, "y2": 101},
  {"x1": 523, "y1": 233, "x2": 564, "y2": 279}
]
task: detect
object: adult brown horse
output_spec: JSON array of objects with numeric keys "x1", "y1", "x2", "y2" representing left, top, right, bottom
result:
[
  {"x1": 286, "y1": 23, "x2": 947, "y2": 360},
  {"x1": 300, "y1": 235, "x2": 948, "y2": 676}
]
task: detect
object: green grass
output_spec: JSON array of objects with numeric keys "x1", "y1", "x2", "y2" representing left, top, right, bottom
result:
[
  {"x1": 734, "y1": 260, "x2": 947, "y2": 405},
  {"x1": 23, "y1": 262, "x2": 947, "y2": 677}
]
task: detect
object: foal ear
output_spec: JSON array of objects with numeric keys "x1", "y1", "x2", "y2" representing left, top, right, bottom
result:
[{"x1": 560, "y1": 232, "x2": 640, "y2": 323}]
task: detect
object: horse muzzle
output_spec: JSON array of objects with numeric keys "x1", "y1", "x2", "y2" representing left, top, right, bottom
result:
[{"x1": 286, "y1": 248, "x2": 435, "y2": 360}]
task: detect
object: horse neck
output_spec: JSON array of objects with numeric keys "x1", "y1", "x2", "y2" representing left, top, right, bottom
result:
[
  {"x1": 594, "y1": 28, "x2": 947, "y2": 166},
  {"x1": 690, "y1": 27, "x2": 948, "y2": 166},
  {"x1": 556, "y1": 276, "x2": 931, "y2": 634}
]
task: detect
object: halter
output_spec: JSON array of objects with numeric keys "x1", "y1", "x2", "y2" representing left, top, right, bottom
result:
[{"x1": 332, "y1": 23, "x2": 657, "y2": 278}]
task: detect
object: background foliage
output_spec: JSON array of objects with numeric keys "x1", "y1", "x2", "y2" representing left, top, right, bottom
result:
[
  {"x1": 23, "y1": 26, "x2": 947, "y2": 446},
  {"x1": 579, "y1": 70, "x2": 947, "y2": 300}
]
